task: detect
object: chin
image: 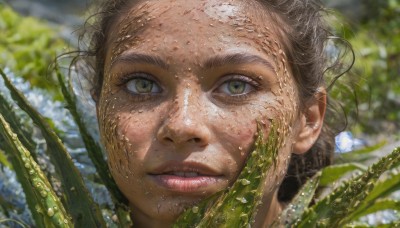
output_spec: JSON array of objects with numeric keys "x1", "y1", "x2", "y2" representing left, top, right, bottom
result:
[{"x1": 130, "y1": 195, "x2": 204, "y2": 226}]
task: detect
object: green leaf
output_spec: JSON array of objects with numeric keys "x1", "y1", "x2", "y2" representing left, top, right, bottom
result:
[
  {"x1": 336, "y1": 141, "x2": 386, "y2": 164},
  {"x1": 55, "y1": 66, "x2": 131, "y2": 227},
  {"x1": 296, "y1": 147, "x2": 400, "y2": 227},
  {"x1": 0, "y1": 68, "x2": 106, "y2": 227},
  {"x1": 0, "y1": 149, "x2": 12, "y2": 169},
  {"x1": 0, "y1": 113, "x2": 72, "y2": 227},
  {"x1": 349, "y1": 199, "x2": 400, "y2": 221},
  {"x1": 272, "y1": 172, "x2": 321, "y2": 227},
  {"x1": 174, "y1": 122, "x2": 281, "y2": 227},
  {"x1": 345, "y1": 169, "x2": 400, "y2": 222},
  {"x1": 320, "y1": 163, "x2": 367, "y2": 187},
  {"x1": 364, "y1": 169, "x2": 400, "y2": 203},
  {"x1": 0, "y1": 91, "x2": 37, "y2": 157}
]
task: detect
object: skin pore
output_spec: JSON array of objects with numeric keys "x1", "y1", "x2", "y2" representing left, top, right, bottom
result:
[{"x1": 96, "y1": 0, "x2": 326, "y2": 227}]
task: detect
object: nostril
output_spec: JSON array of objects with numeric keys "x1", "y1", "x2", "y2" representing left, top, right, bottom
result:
[{"x1": 165, "y1": 137, "x2": 174, "y2": 143}]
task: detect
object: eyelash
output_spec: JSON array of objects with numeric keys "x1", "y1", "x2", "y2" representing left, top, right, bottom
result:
[
  {"x1": 213, "y1": 74, "x2": 261, "y2": 102},
  {"x1": 118, "y1": 72, "x2": 162, "y2": 101},
  {"x1": 117, "y1": 72, "x2": 261, "y2": 103}
]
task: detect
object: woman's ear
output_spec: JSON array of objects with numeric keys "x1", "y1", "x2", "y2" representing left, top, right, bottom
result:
[{"x1": 293, "y1": 87, "x2": 327, "y2": 154}]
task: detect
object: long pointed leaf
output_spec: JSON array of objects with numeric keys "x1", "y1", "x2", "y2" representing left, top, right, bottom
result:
[
  {"x1": 349, "y1": 199, "x2": 400, "y2": 221},
  {"x1": 336, "y1": 141, "x2": 386, "y2": 164},
  {"x1": 174, "y1": 122, "x2": 281, "y2": 227},
  {"x1": 364, "y1": 169, "x2": 400, "y2": 203},
  {"x1": 0, "y1": 68, "x2": 105, "y2": 227},
  {"x1": 55, "y1": 67, "x2": 131, "y2": 227},
  {"x1": 0, "y1": 149, "x2": 12, "y2": 168},
  {"x1": 272, "y1": 172, "x2": 321, "y2": 227},
  {"x1": 0, "y1": 114, "x2": 72, "y2": 227},
  {"x1": 296, "y1": 147, "x2": 400, "y2": 227},
  {"x1": 345, "y1": 169, "x2": 400, "y2": 222},
  {"x1": 0, "y1": 92, "x2": 36, "y2": 157},
  {"x1": 319, "y1": 163, "x2": 367, "y2": 187}
]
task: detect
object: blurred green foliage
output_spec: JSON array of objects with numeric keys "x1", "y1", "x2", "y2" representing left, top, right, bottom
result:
[
  {"x1": 0, "y1": 4, "x2": 66, "y2": 99},
  {"x1": 331, "y1": 0, "x2": 400, "y2": 134}
]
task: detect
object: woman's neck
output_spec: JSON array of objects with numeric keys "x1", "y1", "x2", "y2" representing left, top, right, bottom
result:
[{"x1": 253, "y1": 190, "x2": 283, "y2": 228}]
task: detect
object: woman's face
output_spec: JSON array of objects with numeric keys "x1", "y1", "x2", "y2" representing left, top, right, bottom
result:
[{"x1": 98, "y1": 0, "x2": 300, "y2": 226}]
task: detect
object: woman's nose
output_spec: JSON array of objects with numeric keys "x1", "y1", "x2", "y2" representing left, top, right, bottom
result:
[{"x1": 156, "y1": 89, "x2": 211, "y2": 148}]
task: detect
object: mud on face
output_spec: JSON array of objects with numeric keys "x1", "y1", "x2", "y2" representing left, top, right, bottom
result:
[{"x1": 96, "y1": 0, "x2": 312, "y2": 227}]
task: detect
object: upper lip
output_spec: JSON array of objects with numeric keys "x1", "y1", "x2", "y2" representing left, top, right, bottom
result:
[{"x1": 149, "y1": 161, "x2": 222, "y2": 176}]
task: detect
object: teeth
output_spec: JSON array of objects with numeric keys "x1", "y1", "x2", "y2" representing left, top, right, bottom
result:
[{"x1": 171, "y1": 172, "x2": 199, "y2": 177}]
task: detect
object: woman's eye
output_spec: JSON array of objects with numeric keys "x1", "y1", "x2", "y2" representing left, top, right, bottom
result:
[
  {"x1": 218, "y1": 79, "x2": 255, "y2": 96},
  {"x1": 126, "y1": 78, "x2": 161, "y2": 94}
]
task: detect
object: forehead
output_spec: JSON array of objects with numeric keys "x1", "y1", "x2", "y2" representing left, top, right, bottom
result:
[
  {"x1": 107, "y1": 0, "x2": 282, "y2": 53},
  {"x1": 106, "y1": 0, "x2": 288, "y2": 69},
  {"x1": 116, "y1": 0, "x2": 262, "y2": 26}
]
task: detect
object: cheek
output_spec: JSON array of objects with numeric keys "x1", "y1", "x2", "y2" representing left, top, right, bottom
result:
[
  {"x1": 211, "y1": 108, "x2": 271, "y2": 167},
  {"x1": 220, "y1": 118, "x2": 254, "y2": 148},
  {"x1": 97, "y1": 95, "x2": 157, "y2": 175},
  {"x1": 114, "y1": 112, "x2": 161, "y2": 162}
]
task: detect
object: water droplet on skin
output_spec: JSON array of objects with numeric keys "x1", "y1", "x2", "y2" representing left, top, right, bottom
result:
[{"x1": 157, "y1": 204, "x2": 161, "y2": 214}]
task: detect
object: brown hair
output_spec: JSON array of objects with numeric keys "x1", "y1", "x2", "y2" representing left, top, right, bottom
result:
[
  {"x1": 253, "y1": 0, "x2": 350, "y2": 202},
  {"x1": 77, "y1": 0, "x2": 350, "y2": 203}
]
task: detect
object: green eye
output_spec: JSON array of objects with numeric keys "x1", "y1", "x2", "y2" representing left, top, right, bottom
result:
[
  {"x1": 218, "y1": 79, "x2": 254, "y2": 96},
  {"x1": 227, "y1": 80, "x2": 246, "y2": 94},
  {"x1": 126, "y1": 78, "x2": 161, "y2": 94}
]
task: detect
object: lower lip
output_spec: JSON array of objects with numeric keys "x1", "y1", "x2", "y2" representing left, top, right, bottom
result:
[{"x1": 150, "y1": 174, "x2": 222, "y2": 193}]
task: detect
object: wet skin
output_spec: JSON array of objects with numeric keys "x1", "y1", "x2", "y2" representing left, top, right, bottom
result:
[{"x1": 97, "y1": 0, "x2": 324, "y2": 227}]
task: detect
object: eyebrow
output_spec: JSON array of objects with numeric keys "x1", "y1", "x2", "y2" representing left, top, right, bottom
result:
[
  {"x1": 111, "y1": 52, "x2": 275, "y2": 72},
  {"x1": 203, "y1": 53, "x2": 276, "y2": 72},
  {"x1": 111, "y1": 53, "x2": 169, "y2": 70}
]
